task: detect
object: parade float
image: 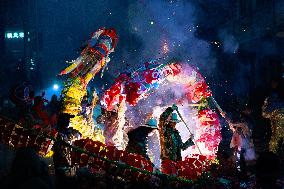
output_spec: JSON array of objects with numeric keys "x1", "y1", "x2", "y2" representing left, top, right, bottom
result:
[
  {"x1": 0, "y1": 27, "x2": 223, "y2": 183},
  {"x1": 101, "y1": 60, "x2": 222, "y2": 176}
]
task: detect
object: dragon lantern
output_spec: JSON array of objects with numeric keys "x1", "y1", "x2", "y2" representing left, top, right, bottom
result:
[{"x1": 59, "y1": 28, "x2": 118, "y2": 142}]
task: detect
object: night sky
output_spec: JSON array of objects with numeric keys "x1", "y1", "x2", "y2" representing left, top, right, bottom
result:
[
  {"x1": 2, "y1": 0, "x2": 282, "y2": 113},
  {"x1": 36, "y1": 0, "x2": 235, "y2": 95}
]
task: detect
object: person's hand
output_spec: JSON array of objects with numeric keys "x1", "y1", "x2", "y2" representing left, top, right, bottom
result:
[{"x1": 172, "y1": 104, "x2": 178, "y2": 110}]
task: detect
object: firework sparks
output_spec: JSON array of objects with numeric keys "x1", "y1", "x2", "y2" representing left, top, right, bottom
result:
[{"x1": 162, "y1": 40, "x2": 169, "y2": 54}]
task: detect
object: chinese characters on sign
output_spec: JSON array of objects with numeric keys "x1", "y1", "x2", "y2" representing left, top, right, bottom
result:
[{"x1": 5, "y1": 32, "x2": 25, "y2": 39}]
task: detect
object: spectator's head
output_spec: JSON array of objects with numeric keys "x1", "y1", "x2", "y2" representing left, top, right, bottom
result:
[
  {"x1": 51, "y1": 94, "x2": 58, "y2": 102},
  {"x1": 33, "y1": 96, "x2": 44, "y2": 107}
]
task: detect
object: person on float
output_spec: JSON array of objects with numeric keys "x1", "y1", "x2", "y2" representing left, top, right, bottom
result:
[
  {"x1": 96, "y1": 103, "x2": 128, "y2": 150},
  {"x1": 159, "y1": 104, "x2": 194, "y2": 166},
  {"x1": 125, "y1": 118, "x2": 158, "y2": 160}
]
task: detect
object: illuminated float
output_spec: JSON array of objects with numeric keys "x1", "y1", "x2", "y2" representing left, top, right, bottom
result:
[{"x1": 59, "y1": 27, "x2": 118, "y2": 142}]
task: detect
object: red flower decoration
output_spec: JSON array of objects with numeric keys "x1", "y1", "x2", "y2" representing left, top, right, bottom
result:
[
  {"x1": 197, "y1": 109, "x2": 219, "y2": 127},
  {"x1": 186, "y1": 81, "x2": 212, "y2": 103},
  {"x1": 161, "y1": 159, "x2": 178, "y2": 175}
]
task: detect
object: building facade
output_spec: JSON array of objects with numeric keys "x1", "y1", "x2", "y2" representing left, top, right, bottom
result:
[{"x1": 0, "y1": 0, "x2": 42, "y2": 96}]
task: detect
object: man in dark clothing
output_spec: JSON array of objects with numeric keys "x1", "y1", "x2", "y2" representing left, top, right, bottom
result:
[
  {"x1": 53, "y1": 113, "x2": 79, "y2": 188},
  {"x1": 159, "y1": 105, "x2": 194, "y2": 162},
  {"x1": 125, "y1": 118, "x2": 158, "y2": 160}
]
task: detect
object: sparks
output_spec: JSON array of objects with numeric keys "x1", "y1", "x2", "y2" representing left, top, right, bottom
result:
[{"x1": 162, "y1": 41, "x2": 169, "y2": 54}]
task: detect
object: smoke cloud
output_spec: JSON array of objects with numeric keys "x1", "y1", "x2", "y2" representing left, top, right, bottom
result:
[{"x1": 125, "y1": 0, "x2": 216, "y2": 74}]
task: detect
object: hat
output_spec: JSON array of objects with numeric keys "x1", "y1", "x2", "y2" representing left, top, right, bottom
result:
[
  {"x1": 170, "y1": 113, "x2": 181, "y2": 123},
  {"x1": 142, "y1": 118, "x2": 158, "y2": 129}
]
